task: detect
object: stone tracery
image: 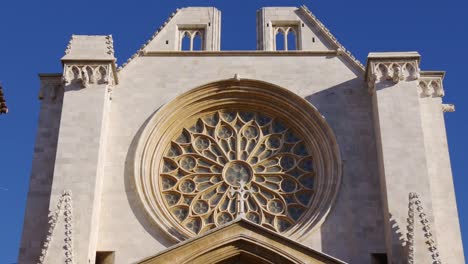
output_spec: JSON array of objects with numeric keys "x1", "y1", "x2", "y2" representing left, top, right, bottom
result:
[
  {"x1": 135, "y1": 79, "x2": 342, "y2": 241},
  {"x1": 160, "y1": 111, "x2": 315, "y2": 235}
]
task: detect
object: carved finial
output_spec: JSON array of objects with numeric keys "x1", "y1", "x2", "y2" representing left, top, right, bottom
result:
[{"x1": 233, "y1": 73, "x2": 241, "y2": 81}]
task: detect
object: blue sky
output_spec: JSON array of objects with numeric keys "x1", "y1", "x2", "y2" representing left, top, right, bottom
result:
[{"x1": 0, "y1": 0, "x2": 467, "y2": 262}]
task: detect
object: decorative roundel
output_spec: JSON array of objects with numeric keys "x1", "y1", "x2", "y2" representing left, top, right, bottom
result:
[
  {"x1": 161, "y1": 111, "x2": 315, "y2": 235},
  {"x1": 135, "y1": 79, "x2": 341, "y2": 241}
]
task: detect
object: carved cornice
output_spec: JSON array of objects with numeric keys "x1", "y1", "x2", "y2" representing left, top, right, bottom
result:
[
  {"x1": 366, "y1": 59, "x2": 420, "y2": 94},
  {"x1": 38, "y1": 190, "x2": 74, "y2": 264},
  {"x1": 62, "y1": 64, "x2": 114, "y2": 88},
  {"x1": 418, "y1": 71, "x2": 445, "y2": 97}
]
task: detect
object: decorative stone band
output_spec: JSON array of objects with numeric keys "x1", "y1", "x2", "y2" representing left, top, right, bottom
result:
[
  {"x1": 366, "y1": 60, "x2": 420, "y2": 94},
  {"x1": 62, "y1": 64, "x2": 114, "y2": 88},
  {"x1": 406, "y1": 192, "x2": 441, "y2": 264},
  {"x1": 37, "y1": 190, "x2": 74, "y2": 264}
]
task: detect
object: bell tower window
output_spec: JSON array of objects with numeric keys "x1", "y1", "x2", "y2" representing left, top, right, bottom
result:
[
  {"x1": 273, "y1": 25, "x2": 299, "y2": 51},
  {"x1": 179, "y1": 29, "x2": 205, "y2": 51}
]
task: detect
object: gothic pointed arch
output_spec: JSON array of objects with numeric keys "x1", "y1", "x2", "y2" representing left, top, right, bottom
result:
[
  {"x1": 134, "y1": 78, "x2": 342, "y2": 242},
  {"x1": 138, "y1": 219, "x2": 345, "y2": 264}
]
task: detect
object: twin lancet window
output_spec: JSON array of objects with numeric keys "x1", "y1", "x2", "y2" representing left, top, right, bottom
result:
[
  {"x1": 180, "y1": 29, "x2": 204, "y2": 51},
  {"x1": 274, "y1": 26, "x2": 298, "y2": 51}
]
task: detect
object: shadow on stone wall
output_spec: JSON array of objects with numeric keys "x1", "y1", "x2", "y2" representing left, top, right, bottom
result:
[
  {"x1": 123, "y1": 106, "x2": 177, "y2": 248},
  {"x1": 305, "y1": 78, "x2": 387, "y2": 263}
]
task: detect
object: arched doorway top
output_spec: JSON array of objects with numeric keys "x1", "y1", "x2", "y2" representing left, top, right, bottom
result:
[{"x1": 138, "y1": 219, "x2": 346, "y2": 264}]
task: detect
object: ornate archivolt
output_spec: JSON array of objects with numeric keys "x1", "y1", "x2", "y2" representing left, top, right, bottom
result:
[{"x1": 134, "y1": 79, "x2": 342, "y2": 241}]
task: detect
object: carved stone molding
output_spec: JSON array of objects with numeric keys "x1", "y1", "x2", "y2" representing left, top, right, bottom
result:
[
  {"x1": 418, "y1": 72, "x2": 445, "y2": 97},
  {"x1": 38, "y1": 190, "x2": 74, "y2": 264},
  {"x1": 406, "y1": 192, "x2": 441, "y2": 264},
  {"x1": 367, "y1": 60, "x2": 420, "y2": 94},
  {"x1": 442, "y1": 104, "x2": 455, "y2": 113},
  {"x1": 62, "y1": 64, "x2": 113, "y2": 88}
]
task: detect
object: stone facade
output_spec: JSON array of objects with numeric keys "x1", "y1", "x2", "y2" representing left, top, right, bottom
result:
[{"x1": 18, "y1": 6, "x2": 464, "y2": 264}]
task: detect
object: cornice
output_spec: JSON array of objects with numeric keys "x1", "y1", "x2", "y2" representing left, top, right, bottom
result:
[
  {"x1": 142, "y1": 50, "x2": 338, "y2": 57},
  {"x1": 418, "y1": 71, "x2": 445, "y2": 97},
  {"x1": 62, "y1": 63, "x2": 117, "y2": 89}
]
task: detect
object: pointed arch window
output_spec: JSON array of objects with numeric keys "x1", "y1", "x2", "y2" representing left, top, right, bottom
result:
[
  {"x1": 179, "y1": 29, "x2": 205, "y2": 51},
  {"x1": 273, "y1": 25, "x2": 299, "y2": 51}
]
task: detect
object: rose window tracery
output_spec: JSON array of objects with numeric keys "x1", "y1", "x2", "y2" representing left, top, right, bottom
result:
[{"x1": 160, "y1": 111, "x2": 316, "y2": 235}]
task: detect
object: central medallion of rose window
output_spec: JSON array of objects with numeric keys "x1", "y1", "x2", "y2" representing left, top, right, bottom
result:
[
  {"x1": 223, "y1": 161, "x2": 253, "y2": 187},
  {"x1": 160, "y1": 111, "x2": 315, "y2": 235}
]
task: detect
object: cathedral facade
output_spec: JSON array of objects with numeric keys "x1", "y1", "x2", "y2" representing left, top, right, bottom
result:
[{"x1": 18, "y1": 6, "x2": 464, "y2": 264}]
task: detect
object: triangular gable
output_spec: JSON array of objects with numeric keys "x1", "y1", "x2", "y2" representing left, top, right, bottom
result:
[
  {"x1": 298, "y1": 5, "x2": 365, "y2": 72},
  {"x1": 137, "y1": 219, "x2": 346, "y2": 264}
]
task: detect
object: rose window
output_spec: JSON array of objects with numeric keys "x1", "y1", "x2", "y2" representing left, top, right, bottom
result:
[{"x1": 160, "y1": 111, "x2": 315, "y2": 235}]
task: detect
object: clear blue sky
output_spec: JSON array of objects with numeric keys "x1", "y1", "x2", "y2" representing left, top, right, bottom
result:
[{"x1": 0, "y1": 0, "x2": 467, "y2": 262}]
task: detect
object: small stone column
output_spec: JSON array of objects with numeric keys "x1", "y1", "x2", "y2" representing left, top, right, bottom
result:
[
  {"x1": 366, "y1": 52, "x2": 435, "y2": 263},
  {"x1": 45, "y1": 35, "x2": 117, "y2": 264}
]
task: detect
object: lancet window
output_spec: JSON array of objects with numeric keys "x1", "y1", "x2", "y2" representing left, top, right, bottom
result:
[
  {"x1": 179, "y1": 29, "x2": 204, "y2": 51},
  {"x1": 273, "y1": 26, "x2": 299, "y2": 51}
]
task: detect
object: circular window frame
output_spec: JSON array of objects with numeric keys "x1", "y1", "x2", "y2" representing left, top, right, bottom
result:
[{"x1": 134, "y1": 79, "x2": 342, "y2": 242}]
